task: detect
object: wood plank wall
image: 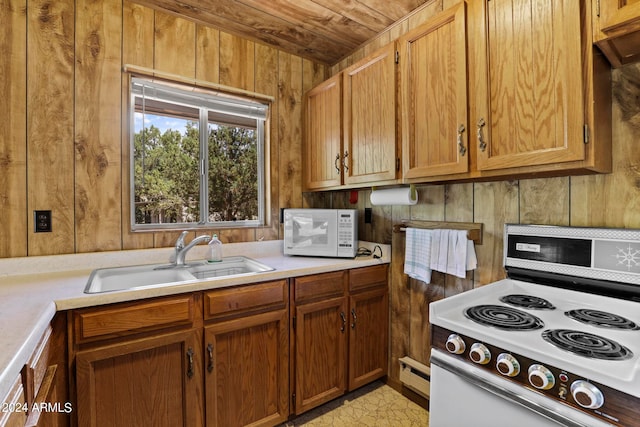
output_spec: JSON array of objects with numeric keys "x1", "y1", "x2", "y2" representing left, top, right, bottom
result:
[
  {"x1": 0, "y1": 0, "x2": 328, "y2": 258},
  {"x1": 313, "y1": 0, "x2": 640, "y2": 386}
]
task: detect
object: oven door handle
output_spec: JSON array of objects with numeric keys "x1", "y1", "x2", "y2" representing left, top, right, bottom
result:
[{"x1": 430, "y1": 355, "x2": 595, "y2": 427}]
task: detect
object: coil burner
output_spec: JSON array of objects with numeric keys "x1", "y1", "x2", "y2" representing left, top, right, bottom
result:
[
  {"x1": 500, "y1": 294, "x2": 556, "y2": 310},
  {"x1": 542, "y1": 329, "x2": 633, "y2": 360},
  {"x1": 565, "y1": 309, "x2": 639, "y2": 330},
  {"x1": 464, "y1": 305, "x2": 544, "y2": 331}
]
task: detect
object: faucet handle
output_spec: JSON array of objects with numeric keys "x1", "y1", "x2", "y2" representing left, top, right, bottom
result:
[{"x1": 175, "y1": 231, "x2": 189, "y2": 250}]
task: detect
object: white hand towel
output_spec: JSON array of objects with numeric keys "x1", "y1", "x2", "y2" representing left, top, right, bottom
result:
[
  {"x1": 434, "y1": 229, "x2": 450, "y2": 273},
  {"x1": 429, "y1": 229, "x2": 441, "y2": 271},
  {"x1": 446, "y1": 230, "x2": 468, "y2": 278},
  {"x1": 466, "y1": 239, "x2": 477, "y2": 271},
  {"x1": 404, "y1": 228, "x2": 432, "y2": 284}
]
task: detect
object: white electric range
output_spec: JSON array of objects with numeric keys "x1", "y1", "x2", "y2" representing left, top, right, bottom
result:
[{"x1": 429, "y1": 224, "x2": 640, "y2": 427}]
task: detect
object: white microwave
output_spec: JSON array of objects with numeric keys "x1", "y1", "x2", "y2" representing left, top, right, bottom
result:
[{"x1": 283, "y1": 209, "x2": 358, "y2": 258}]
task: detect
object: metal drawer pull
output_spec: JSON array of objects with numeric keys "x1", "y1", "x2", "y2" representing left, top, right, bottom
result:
[
  {"x1": 335, "y1": 153, "x2": 341, "y2": 174},
  {"x1": 477, "y1": 118, "x2": 487, "y2": 152},
  {"x1": 340, "y1": 311, "x2": 346, "y2": 332},
  {"x1": 207, "y1": 343, "x2": 214, "y2": 373},
  {"x1": 457, "y1": 124, "x2": 467, "y2": 156},
  {"x1": 351, "y1": 308, "x2": 357, "y2": 329},
  {"x1": 186, "y1": 348, "x2": 194, "y2": 378},
  {"x1": 342, "y1": 151, "x2": 349, "y2": 172}
]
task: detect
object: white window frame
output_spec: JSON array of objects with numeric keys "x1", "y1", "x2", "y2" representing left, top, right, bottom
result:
[{"x1": 129, "y1": 75, "x2": 269, "y2": 231}]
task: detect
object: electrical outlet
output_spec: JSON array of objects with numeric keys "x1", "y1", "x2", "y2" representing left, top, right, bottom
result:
[
  {"x1": 364, "y1": 208, "x2": 372, "y2": 224},
  {"x1": 34, "y1": 210, "x2": 52, "y2": 233}
]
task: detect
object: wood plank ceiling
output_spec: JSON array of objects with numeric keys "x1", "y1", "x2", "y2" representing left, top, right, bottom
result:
[{"x1": 132, "y1": 0, "x2": 432, "y2": 64}]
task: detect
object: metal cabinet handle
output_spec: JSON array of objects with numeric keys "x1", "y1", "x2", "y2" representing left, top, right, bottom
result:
[
  {"x1": 186, "y1": 348, "x2": 194, "y2": 379},
  {"x1": 457, "y1": 124, "x2": 467, "y2": 156},
  {"x1": 342, "y1": 151, "x2": 349, "y2": 172},
  {"x1": 335, "y1": 153, "x2": 341, "y2": 174},
  {"x1": 351, "y1": 308, "x2": 357, "y2": 329},
  {"x1": 207, "y1": 343, "x2": 214, "y2": 373},
  {"x1": 340, "y1": 311, "x2": 346, "y2": 332},
  {"x1": 477, "y1": 118, "x2": 487, "y2": 152}
]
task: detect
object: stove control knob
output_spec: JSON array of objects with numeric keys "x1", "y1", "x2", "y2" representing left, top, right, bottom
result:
[
  {"x1": 571, "y1": 380, "x2": 604, "y2": 409},
  {"x1": 528, "y1": 364, "x2": 555, "y2": 390},
  {"x1": 445, "y1": 334, "x2": 466, "y2": 354},
  {"x1": 496, "y1": 353, "x2": 520, "y2": 377},
  {"x1": 469, "y1": 343, "x2": 491, "y2": 365}
]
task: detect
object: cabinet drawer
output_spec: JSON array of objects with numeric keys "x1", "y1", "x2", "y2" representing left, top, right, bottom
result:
[
  {"x1": 73, "y1": 294, "x2": 197, "y2": 344},
  {"x1": 23, "y1": 326, "x2": 52, "y2": 408},
  {"x1": 349, "y1": 265, "x2": 388, "y2": 293},
  {"x1": 0, "y1": 375, "x2": 26, "y2": 427},
  {"x1": 294, "y1": 270, "x2": 347, "y2": 303},
  {"x1": 204, "y1": 280, "x2": 287, "y2": 320}
]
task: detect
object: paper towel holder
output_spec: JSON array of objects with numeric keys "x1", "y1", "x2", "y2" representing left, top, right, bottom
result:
[
  {"x1": 369, "y1": 184, "x2": 418, "y2": 205},
  {"x1": 371, "y1": 184, "x2": 416, "y2": 200}
]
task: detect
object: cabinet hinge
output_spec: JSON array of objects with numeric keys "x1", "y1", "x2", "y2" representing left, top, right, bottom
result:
[
  {"x1": 596, "y1": 0, "x2": 601, "y2": 17},
  {"x1": 292, "y1": 393, "x2": 296, "y2": 410},
  {"x1": 583, "y1": 124, "x2": 590, "y2": 144},
  {"x1": 395, "y1": 51, "x2": 399, "y2": 64},
  {"x1": 396, "y1": 158, "x2": 400, "y2": 171},
  {"x1": 292, "y1": 316, "x2": 296, "y2": 330}
]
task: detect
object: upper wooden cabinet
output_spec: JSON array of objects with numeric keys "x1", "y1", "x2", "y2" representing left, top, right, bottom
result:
[
  {"x1": 468, "y1": 0, "x2": 611, "y2": 175},
  {"x1": 304, "y1": 74, "x2": 343, "y2": 190},
  {"x1": 304, "y1": 44, "x2": 399, "y2": 191},
  {"x1": 593, "y1": 0, "x2": 640, "y2": 67},
  {"x1": 343, "y1": 44, "x2": 398, "y2": 185},
  {"x1": 399, "y1": 2, "x2": 469, "y2": 180}
]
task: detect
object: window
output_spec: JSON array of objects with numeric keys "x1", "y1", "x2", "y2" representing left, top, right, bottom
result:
[{"x1": 130, "y1": 77, "x2": 269, "y2": 230}]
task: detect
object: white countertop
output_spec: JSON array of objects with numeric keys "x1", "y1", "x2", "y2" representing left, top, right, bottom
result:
[{"x1": 0, "y1": 240, "x2": 390, "y2": 402}]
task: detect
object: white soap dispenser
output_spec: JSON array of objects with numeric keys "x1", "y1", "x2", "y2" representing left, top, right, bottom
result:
[{"x1": 208, "y1": 234, "x2": 222, "y2": 263}]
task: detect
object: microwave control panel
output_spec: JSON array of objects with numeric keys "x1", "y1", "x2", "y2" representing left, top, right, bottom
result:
[{"x1": 337, "y1": 210, "x2": 358, "y2": 257}]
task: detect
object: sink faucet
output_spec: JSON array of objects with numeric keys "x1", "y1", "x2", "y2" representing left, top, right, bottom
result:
[{"x1": 174, "y1": 231, "x2": 211, "y2": 266}]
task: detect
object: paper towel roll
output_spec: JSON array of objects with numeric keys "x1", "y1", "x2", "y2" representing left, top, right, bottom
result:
[{"x1": 370, "y1": 187, "x2": 418, "y2": 206}]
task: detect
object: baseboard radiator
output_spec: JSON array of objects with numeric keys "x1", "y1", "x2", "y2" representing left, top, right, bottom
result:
[{"x1": 398, "y1": 356, "x2": 431, "y2": 398}]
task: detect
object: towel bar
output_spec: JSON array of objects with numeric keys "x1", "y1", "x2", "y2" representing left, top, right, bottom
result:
[{"x1": 393, "y1": 220, "x2": 483, "y2": 245}]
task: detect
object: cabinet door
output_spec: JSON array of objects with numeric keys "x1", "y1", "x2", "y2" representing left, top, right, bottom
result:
[
  {"x1": 76, "y1": 329, "x2": 203, "y2": 427},
  {"x1": 204, "y1": 309, "x2": 289, "y2": 427},
  {"x1": 400, "y1": 2, "x2": 469, "y2": 179},
  {"x1": 343, "y1": 43, "x2": 397, "y2": 184},
  {"x1": 304, "y1": 74, "x2": 343, "y2": 190},
  {"x1": 348, "y1": 287, "x2": 389, "y2": 391},
  {"x1": 593, "y1": 0, "x2": 640, "y2": 67},
  {"x1": 294, "y1": 297, "x2": 347, "y2": 414},
  {"x1": 471, "y1": 0, "x2": 585, "y2": 171}
]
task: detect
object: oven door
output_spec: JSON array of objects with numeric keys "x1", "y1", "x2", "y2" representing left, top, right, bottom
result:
[{"x1": 429, "y1": 349, "x2": 614, "y2": 427}]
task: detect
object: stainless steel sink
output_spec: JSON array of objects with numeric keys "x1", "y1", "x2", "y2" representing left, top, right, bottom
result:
[
  {"x1": 84, "y1": 256, "x2": 275, "y2": 293},
  {"x1": 186, "y1": 256, "x2": 275, "y2": 280}
]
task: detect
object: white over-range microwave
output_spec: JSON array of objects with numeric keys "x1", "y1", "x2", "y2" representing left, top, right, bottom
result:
[{"x1": 283, "y1": 209, "x2": 358, "y2": 258}]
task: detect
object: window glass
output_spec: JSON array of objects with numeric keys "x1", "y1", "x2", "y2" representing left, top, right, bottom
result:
[{"x1": 130, "y1": 77, "x2": 267, "y2": 230}]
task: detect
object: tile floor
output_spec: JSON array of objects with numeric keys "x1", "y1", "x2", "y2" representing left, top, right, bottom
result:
[{"x1": 280, "y1": 381, "x2": 430, "y2": 426}]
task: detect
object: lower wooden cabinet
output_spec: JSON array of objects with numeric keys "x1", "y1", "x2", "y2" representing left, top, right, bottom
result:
[
  {"x1": 68, "y1": 268, "x2": 388, "y2": 426},
  {"x1": 72, "y1": 294, "x2": 204, "y2": 427},
  {"x1": 292, "y1": 265, "x2": 389, "y2": 414},
  {"x1": 204, "y1": 280, "x2": 289, "y2": 427},
  {"x1": 75, "y1": 328, "x2": 204, "y2": 427},
  {"x1": 294, "y1": 295, "x2": 348, "y2": 414},
  {"x1": 348, "y1": 286, "x2": 389, "y2": 390}
]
